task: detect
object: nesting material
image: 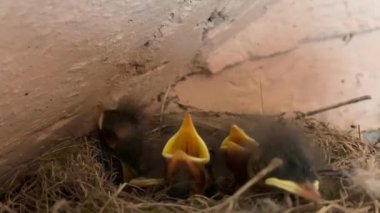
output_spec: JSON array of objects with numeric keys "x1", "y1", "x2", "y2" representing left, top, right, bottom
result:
[{"x1": 1, "y1": 115, "x2": 379, "y2": 213}]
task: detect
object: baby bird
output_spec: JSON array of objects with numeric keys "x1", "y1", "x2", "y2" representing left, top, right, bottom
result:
[
  {"x1": 98, "y1": 102, "x2": 214, "y2": 198},
  {"x1": 220, "y1": 118, "x2": 322, "y2": 201},
  {"x1": 98, "y1": 100, "x2": 322, "y2": 201},
  {"x1": 98, "y1": 99, "x2": 146, "y2": 182},
  {"x1": 161, "y1": 113, "x2": 212, "y2": 198}
]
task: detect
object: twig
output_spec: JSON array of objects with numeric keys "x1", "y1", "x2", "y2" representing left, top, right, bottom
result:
[
  {"x1": 159, "y1": 86, "x2": 172, "y2": 124},
  {"x1": 176, "y1": 102, "x2": 203, "y2": 111},
  {"x1": 99, "y1": 183, "x2": 127, "y2": 213},
  {"x1": 304, "y1": 95, "x2": 371, "y2": 117},
  {"x1": 203, "y1": 158, "x2": 283, "y2": 212},
  {"x1": 233, "y1": 158, "x2": 283, "y2": 198},
  {"x1": 259, "y1": 75, "x2": 265, "y2": 114},
  {"x1": 284, "y1": 202, "x2": 318, "y2": 213},
  {"x1": 0, "y1": 203, "x2": 17, "y2": 213},
  {"x1": 132, "y1": 202, "x2": 200, "y2": 211},
  {"x1": 374, "y1": 200, "x2": 380, "y2": 213},
  {"x1": 316, "y1": 203, "x2": 347, "y2": 213},
  {"x1": 50, "y1": 199, "x2": 68, "y2": 213}
]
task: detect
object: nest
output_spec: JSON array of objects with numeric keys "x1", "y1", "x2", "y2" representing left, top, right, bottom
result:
[{"x1": 1, "y1": 116, "x2": 379, "y2": 213}]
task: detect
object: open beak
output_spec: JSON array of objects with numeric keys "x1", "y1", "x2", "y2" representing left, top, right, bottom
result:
[
  {"x1": 162, "y1": 112, "x2": 210, "y2": 163},
  {"x1": 220, "y1": 124, "x2": 259, "y2": 152},
  {"x1": 161, "y1": 112, "x2": 210, "y2": 194},
  {"x1": 265, "y1": 177, "x2": 321, "y2": 201},
  {"x1": 220, "y1": 125, "x2": 259, "y2": 185}
]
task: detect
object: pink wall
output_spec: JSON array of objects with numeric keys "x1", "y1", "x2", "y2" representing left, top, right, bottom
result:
[{"x1": 0, "y1": 0, "x2": 379, "y2": 174}]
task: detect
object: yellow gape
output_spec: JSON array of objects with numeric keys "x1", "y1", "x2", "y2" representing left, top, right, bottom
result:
[
  {"x1": 162, "y1": 112, "x2": 210, "y2": 164},
  {"x1": 220, "y1": 124, "x2": 259, "y2": 151}
]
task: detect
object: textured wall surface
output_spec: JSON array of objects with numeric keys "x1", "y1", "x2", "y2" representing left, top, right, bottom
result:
[
  {"x1": 175, "y1": 0, "x2": 380, "y2": 130},
  {"x1": 0, "y1": 0, "x2": 379, "y2": 174},
  {"x1": 0, "y1": 0, "x2": 249, "y2": 173}
]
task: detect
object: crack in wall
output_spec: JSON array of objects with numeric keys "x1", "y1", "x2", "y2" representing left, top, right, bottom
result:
[
  {"x1": 142, "y1": 0, "x2": 202, "y2": 50},
  {"x1": 198, "y1": 7, "x2": 230, "y2": 41},
  {"x1": 218, "y1": 47, "x2": 298, "y2": 74},
  {"x1": 206, "y1": 26, "x2": 380, "y2": 75},
  {"x1": 303, "y1": 26, "x2": 380, "y2": 43}
]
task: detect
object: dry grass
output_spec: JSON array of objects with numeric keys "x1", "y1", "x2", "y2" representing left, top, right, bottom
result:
[
  {"x1": 1, "y1": 116, "x2": 380, "y2": 213},
  {"x1": 297, "y1": 116, "x2": 380, "y2": 212},
  {"x1": 298, "y1": 116, "x2": 377, "y2": 169}
]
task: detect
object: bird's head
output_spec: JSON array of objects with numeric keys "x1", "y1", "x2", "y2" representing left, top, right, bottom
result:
[
  {"x1": 220, "y1": 124, "x2": 259, "y2": 185},
  {"x1": 221, "y1": 123, "x2": 321, "y2": 202},
  {"x1": 98, "y1": 100, "x2": 145, "y2": 152},
  {"x1": 98, "y1": 100, "x2": 146, "y2": 182},
  {"x1": 248, "y1": 123, "x2": 321, "y2": 202},
  {"x1": 262, "y1": 160, "x2": 320, "y2": 202},
  {"x1": 161, "y1": 112, "x2": 210, "y2": 197}
]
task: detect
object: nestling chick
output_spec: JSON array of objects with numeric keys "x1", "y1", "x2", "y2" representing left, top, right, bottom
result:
[
  {"x1": 161, "y1": 113, "x2": 212, "y2": 198},
  {"x1": 98, "y1": 103, "x2": 216, "y2": 198},
  {"x1": 98, "y1": 99, "x2": 147, "y2": 182},
  {"x1": 220, "y1": 118, "x2": 323, "y2": 201}
]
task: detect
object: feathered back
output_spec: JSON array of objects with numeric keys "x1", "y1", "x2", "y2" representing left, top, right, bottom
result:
[{"x1": 247, "y1": 118, "x2": 322, "y2": 183}]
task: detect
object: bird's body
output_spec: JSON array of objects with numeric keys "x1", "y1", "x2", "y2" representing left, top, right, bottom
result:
[
  {"x1": 220, "y1": 116, "x2": 324, "y2": 201},
  {"x1": 139, "y1": 112, "x2": 230, "y2": 179},
  {"x1": 98, "y1": 100, "x2": 147, "y2": 181},
  {"x1": 248, "y1": 120, "x2": 320, "y2": 183},
  {"x1": 98, "y1": 101, "x2": 324, "y2": 200}
]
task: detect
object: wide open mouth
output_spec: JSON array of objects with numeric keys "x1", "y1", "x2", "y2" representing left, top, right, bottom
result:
[
  {"x1": 220, "y1": 124, "x2": 258, "y2": 152},
  {"x1": 162, "y1": 112, "x2": 210, "y2": 164}
]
